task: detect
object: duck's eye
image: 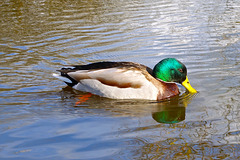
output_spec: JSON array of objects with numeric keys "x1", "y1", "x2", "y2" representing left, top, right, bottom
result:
[{"x1": 178, "y1": 68, "x2": 183, "y2": 73}]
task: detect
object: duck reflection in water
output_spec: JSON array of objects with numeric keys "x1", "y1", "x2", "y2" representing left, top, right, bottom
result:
[
  {"x1": 152, "y1": 92, "x2": 196, "y2": 124},
  {"x1": 60, "y1": 87, "x2": 196, "y2": 124}
]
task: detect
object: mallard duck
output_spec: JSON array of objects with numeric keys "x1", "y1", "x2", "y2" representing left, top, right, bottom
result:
[{"x1": 53, "y1": 58, "x2": 197, "y2": 101}]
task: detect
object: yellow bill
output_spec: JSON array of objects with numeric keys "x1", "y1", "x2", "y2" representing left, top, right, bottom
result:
[{"x1": 182, "y1": 76, "x2": 197, "y2": 93}]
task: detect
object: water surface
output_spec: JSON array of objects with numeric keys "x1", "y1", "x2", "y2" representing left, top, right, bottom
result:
[{"x1": 0, "y1": 0, "x2": 240, "y2": 159}]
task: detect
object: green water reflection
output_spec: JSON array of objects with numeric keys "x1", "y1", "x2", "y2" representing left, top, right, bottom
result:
[
  {"x1": 152, "y1": 106, "x2": 186, "y2": 124},
  {"x1": 152, "y1": 93, "x2": 195, "y2": 124}
]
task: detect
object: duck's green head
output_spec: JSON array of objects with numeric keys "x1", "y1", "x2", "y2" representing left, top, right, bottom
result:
[{"x1": 153, "y1": 58, "x2": 197, "y2": 93}]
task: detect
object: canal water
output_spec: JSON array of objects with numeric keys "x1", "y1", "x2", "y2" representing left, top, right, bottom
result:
[{"x1": 0, "y1": 0, "x2": 240, "y2": 159}]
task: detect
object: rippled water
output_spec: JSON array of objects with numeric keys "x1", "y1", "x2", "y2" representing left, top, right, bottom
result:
[{"x1": 1, "y1": 0, "x2": 240, "y2": 159}]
